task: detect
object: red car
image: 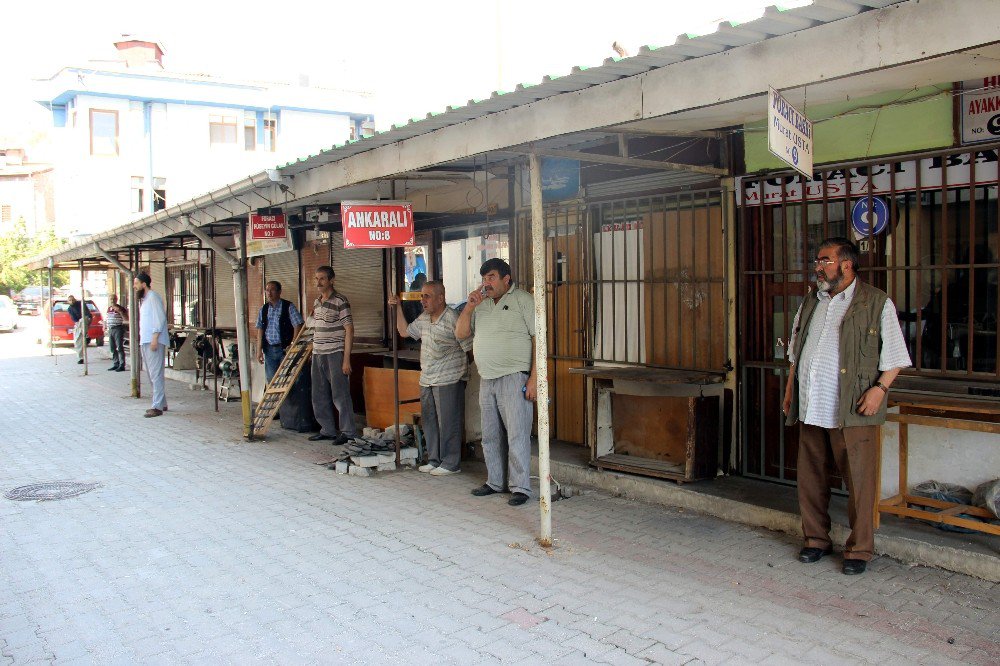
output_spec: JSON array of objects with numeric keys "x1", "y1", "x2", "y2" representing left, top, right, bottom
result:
[{"x1": 47, "y1": 299, "x2": 105, "y2": 346}]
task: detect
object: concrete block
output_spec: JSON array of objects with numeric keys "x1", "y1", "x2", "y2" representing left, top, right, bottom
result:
[
  {"x1": 352, "y1": 455, "x2": 379, "y2": 467},
  {"x1": 335, "y1": 461, "x2": 350, "y2": 474},
  {"x1": 363, "y1": 427, "x2": 380, "y2": 438},
  {"x1": 376, "y1": 452, "x2": 396, "y2": 465},
  {"x1": 348, "y1": 466, "x2": 375, "y2": 477},
  {"x1": 399, "y1": 447, "x2": 418, "y2": 461},
  {"x1": 377, "y1": 462, "x2": 397, "y2": 472}
]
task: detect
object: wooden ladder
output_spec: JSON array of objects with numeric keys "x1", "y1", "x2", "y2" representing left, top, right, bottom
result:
[{"x1": 250, "y1": 328, "x2": 314, "y2": 439}]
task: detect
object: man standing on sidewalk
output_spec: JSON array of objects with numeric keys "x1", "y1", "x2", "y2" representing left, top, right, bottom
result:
[
  {"x1": 134, "y1": 272, "x2": 169, "y2": 418},
  {"x1": 389, "y1": 281, "x2": 473, "y2": 476},
  {"x1": 67, "y1": 294, "x2": 88, "y2": 365},
  {"x1": 255, "y1": 280, "x2": 304, "y2": 384},
  {"x1": 309, "y1": 266, "x2": 356, "y2": 444},
  {"x1": 783, "y1": 237, "x2": 910, "y2": 576},
  {"x1": 105, "y1": 293, "x2": 128, "y2": 372},
  {"x1": 456, "y1": 258, "x2": 536, "y2": 507}
]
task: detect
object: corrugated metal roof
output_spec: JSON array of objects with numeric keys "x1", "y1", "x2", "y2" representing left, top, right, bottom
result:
[{"x1": 277, "y1": 0, "x2": 902, "y2": 177}]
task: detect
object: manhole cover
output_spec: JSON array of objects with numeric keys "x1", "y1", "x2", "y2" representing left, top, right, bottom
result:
[{"x1": 5, "y1": 481, "x2": 101, "y2": 502}]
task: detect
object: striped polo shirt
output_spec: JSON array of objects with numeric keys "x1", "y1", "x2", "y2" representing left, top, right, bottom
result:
[
  {"x1": 788, "y1": 280, "x2": 911, "y2": 429},
  {"x1": 312, "y1": 291, "x2": 352, "y2": 355},
  {"x1": 470, "y1": 287, "x2": 536, "y2": 380},
  {"x1": 407, "y1": 306, "x2": 474, "y2": 387}
]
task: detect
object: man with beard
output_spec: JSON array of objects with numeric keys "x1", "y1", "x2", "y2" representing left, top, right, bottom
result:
[
  {"x1": 456, "y1": 258, "x2": 537, "y2": 506},
  {"x1": 782, "y1": 237, "x2": 910, "y2": 575},
  {"x1": 388, "y1": 280, "x2": 473, "y2": 475},
  {"x1": 134, "y1": 272, "x2": 169, "y2": 417}
]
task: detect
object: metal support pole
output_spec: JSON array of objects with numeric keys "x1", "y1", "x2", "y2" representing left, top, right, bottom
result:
[
  {"x1": 186, "y1": 221, "x2": 253, "y2": 437},
  {"x1": 389, "y1": 248, "x2": 401, "y2": 465},
  {"x1": 46, "y1": 261, "x2": 53, "y2": 357},
  {"x1": 94, "y1": 242, "x2": 139, "y2": 397},
  {"x1": 79, "y1": 260, "x2": 88, "y2": 375},
  {"x1": 528, "y1": 153, "x2": 553, "y2": 547},
  {"x1": 130, "y1": 250, "x2": 140, "y2": 398}
]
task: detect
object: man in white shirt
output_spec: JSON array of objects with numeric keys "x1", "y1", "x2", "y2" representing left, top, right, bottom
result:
[
  {"x1": 783, "y1": 238, "x2": 911, "y2": 575},
  {"x1": 134, "y1": 272, "x2": 169, "y2": 418}
]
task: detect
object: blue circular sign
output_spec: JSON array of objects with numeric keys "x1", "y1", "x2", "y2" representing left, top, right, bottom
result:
[{"x1": 851, "y1": 197, "x2": 889, "y2": 236}]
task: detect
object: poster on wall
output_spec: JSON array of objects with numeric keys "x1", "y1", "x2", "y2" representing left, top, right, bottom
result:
[
  {"x1": 767, "y1": 87, "x2": 814, "y2": 179},
  {"x1": 341, "y1": 200, "x2": 415, "y2": 249},
  {"x1": 961, "y1": 76, "x2": 1000, "y2": 145}
]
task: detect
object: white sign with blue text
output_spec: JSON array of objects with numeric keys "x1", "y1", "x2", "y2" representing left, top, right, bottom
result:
[{"x1": 768, "y1": 87, "x2": 813, "y2": 178}]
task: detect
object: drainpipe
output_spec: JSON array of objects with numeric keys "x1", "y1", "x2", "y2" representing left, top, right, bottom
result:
[
  {"x1": 79, "y1": 260, "x2": 88, "y2": 375},
  {"x1": 528, "y1": 153, "x2": 553, "y2": 547},
  {"x1": 94, "y1": 242, "x2": 139, "y2": 398},
  {"x1": 186, "y1": 220, "x2": 254, "y2": 438},
  {"x1": 144, "y1": 102, "x2": 154, "y2": 215}
]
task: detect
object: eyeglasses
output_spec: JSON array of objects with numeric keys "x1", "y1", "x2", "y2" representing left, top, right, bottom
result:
[{"x1": 814, "y1": 258, "x2": 839, "y2": 267}]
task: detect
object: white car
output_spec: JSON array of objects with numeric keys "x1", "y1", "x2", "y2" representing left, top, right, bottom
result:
[{"x1": 0, "y1": 296, "x2": 17, "y2": 332}]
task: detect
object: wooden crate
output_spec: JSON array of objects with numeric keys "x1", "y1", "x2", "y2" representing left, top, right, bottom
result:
[{"x1": 362, "y1": 366, "x2": 421, "y2": 429}]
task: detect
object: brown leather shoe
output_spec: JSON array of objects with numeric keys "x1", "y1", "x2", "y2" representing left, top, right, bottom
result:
[{"x1": 144, "y1": 408, "x2": 163, "y2": 418}]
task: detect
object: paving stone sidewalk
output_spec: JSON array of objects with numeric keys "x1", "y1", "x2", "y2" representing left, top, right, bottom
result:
[{"x1": 1, "y1": 347, "x2": 998, "y2": 665}]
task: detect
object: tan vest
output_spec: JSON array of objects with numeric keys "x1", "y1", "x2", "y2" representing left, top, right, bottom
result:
[{"x1": 785, "y1": 280, "x2": 889, "y2": 429}]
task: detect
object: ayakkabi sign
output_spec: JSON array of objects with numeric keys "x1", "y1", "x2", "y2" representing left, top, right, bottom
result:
[
  {"x1": 768, "y1": 87, "x2": 813, "y2": 178},
  {"x1": 961, "y1": 76, "x2": 1000, "y2": 145},
  {"x1": 341, "y1": 200, "x2": 415, "y2": 249}
]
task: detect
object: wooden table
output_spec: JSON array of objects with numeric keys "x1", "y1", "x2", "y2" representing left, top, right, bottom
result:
[{"x1": 877, "y1": 391, "x2": 1000, "y2": 535}]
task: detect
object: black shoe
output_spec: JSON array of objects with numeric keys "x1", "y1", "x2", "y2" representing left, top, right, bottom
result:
[
  {"x1": 308, "y1": 434, "x2": 334, "y2": 441},
  {"x1": 333, "y1": 433, "x2": 352, "y2": 445},
  {"x1": 471, "y1": 484, "x2": 501, "y2": 497},
  {"x1": 798, "y1": 546, "x2": 833, "y2": 563},
  {"x1": 77, "y1": 359, "x2": 84, "y2": 364},
  {"x1": 507, "y1": 492, "x2": 530, "y2": 506},
  {"x1": 107, "y1": 365, "x2": 119, "y2": 371},
  {"x1": 116, "y1": 366, "x2": 126, "y2": 372},
  {"x1": 842, "y1": 559, "x2": 868, "y2": 575}
]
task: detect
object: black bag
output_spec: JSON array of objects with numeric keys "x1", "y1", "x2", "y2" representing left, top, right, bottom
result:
[{"x1": 279, "y1": 360, "x2": 319, "y2": 433}]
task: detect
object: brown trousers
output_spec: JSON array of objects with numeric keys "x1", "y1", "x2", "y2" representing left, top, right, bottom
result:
[{"x1": 797, "y1": 423, "x2": 878, "y2": 561}]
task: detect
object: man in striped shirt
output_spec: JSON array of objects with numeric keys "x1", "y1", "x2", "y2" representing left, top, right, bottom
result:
[
  {"x1": 389, "y1": 281, "x2": 473, "y2": 476},
  {"x1": 104, "y1": 293, "x2": 128, "y2": 372},
  {"x1": 308, "y1": 266, "x2": 356, "y2": 444},
  {"x1": 783, "y1": 237, "x2": 911, "y2": 576}
]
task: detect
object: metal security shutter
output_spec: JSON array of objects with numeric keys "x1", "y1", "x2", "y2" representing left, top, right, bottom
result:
[
  {"x1": 214, "y1": 264, "x2": 236, "y2": 328},
  {"x1": 331, "y1": 232, "x2": 383, "y2": 340},
  {"x1": 264, "y1": 250, "x2": 300, "y2": 309},
  {"x1": 148, "y1": 253, "x2": 166, "y2": 299}
]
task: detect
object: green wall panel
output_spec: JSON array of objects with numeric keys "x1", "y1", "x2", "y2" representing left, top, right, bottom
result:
[{"x1": 744, "y1": 86, "x2": 954, "y2": 173}]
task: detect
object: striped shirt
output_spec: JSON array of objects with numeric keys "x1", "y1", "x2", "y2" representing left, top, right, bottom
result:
[
  {"x1": 788, "y1": 280, "x2": 911, "y2": 429},
  {"x1": 407, "y1": 306, "x2": 474, "y2": 386},
  {"x1": 104, "y1": 305, "x2": 125, "y2": 328},
  {"x1": 313, "y1": 291, "x2": 352, "y2": 355},
  {"x1": 470, "y1": 287, "x2": 536, "y2": 380}
]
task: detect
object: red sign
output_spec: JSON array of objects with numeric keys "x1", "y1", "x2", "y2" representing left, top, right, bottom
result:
[
  {"x1": 250, "y1": 213, "x2": 287, "y2": 240},
  {"x1": 341, "y1": 200, "x2": 414, "y2": 248}
]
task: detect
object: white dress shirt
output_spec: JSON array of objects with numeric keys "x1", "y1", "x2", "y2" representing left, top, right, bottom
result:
[
  {"x1": 789, "y1": 280, "x2": 911, "y2": 428},
  {"x1": 138, "y1": 289, "x2": 169, "y2": 346}
]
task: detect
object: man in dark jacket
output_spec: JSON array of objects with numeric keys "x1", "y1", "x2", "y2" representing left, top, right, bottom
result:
[
  {"x1": 66, "y1": 295, "x2": 90, "y2": 364},
  {"x1": 255, "y1": 281, "x2": 304, "y2": 383},
  {"x1": 782, "y1": 237, "x2": 911, "y2": 575}
]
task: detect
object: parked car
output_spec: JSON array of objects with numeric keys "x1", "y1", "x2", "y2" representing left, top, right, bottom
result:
[
  {"x1": 46, "y1": 299, "x2": 104, "y2": 346},
  {"x1": 13, "y1": 285, "x2": 51, "y2": 315},
  {"x1": 0, "y1": 295, "x2": 17, "y2": 332}
]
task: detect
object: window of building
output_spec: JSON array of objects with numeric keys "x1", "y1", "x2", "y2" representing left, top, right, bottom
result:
[
  {"x1": 263, "y1": 117, "x2": 277, "y2": 152},
  {"x1": 209, "y1": 114, "x2": 238, "y2": 146},
  {"x1": 1, "y1": 205, "x2": 11, "y2": 224},
  {"x1": 131, "y1": 177, "x2": 167, "y2": 214},
  {"x1": 90, "y1": 109, "x2": 118, "y2": 156},
  {"x1": 244, "y1": 111, "x2": 256, "y2": 151},
  {"x1": 440, "y1": 222, "x2": 510, "y2": 308}
]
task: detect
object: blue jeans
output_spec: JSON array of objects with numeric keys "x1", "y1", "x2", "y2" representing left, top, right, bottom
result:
[{"x1": 263, "y1": 344, "x2": 286, "y2": 384}]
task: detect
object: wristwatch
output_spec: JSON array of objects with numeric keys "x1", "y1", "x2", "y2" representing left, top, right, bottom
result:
[{"x1": 874, "y1": 381, "x2": 889, "y2": 394}]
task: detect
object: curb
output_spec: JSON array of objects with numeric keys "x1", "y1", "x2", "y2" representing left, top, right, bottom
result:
[{"x1": 538, "y1": 456, "x2": 1000, "y2": 583}]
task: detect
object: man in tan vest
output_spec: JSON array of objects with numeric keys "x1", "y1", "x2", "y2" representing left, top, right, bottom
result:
[{"x1": 782, "y1": 237, "x2": 911, "y2": 575}]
